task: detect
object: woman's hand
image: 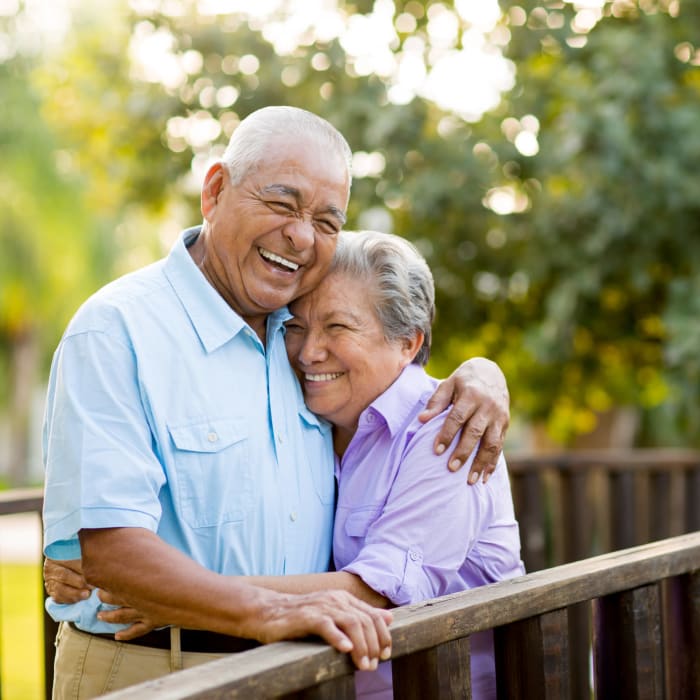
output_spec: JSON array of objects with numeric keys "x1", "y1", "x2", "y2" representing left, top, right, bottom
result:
[
  {"x1": 43, "y1": 558, "x2": 92, "y2": 602},
  {"x1": 420, "y1": 357, "x2": 510, "y2": 484}
]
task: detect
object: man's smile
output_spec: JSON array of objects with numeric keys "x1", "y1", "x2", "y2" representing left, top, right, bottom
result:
[{"x1": 258, "y1": 246, "x2": 300, "y2": 271}]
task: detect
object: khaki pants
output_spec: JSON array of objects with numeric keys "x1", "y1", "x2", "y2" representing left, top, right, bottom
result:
[{"x1": 52, "y1": 622, "x2": 227, "y2": 699}]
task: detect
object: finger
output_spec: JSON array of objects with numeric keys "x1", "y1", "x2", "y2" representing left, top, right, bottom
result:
[
  {"x1": 447, "y1": 414, "x2": 486, "y2": 476},
  {"x1": 417, "y1": 379, "x2": 455, "y2": 425},
  {"x1": 97, "y1": 589, "x2": 129, "y2": 607},
  {"x1": 44, "y1": 580, "x2": 90, "y2": 603},
  {"x1": 43, "y1": 559, "x2": 92, "y2": 601},
  {"x1": 470, "y1": 424, "x2": 506, "y2": 485},
  {"x1": 97, "y1": 606, "x2": 141, "y2": 625},
  {"x1": 114, "y1": 621, "x2": 156, "y2": 641},
  {"x1": 436, "y1": 404, "x2": 478, "y2": 466}
]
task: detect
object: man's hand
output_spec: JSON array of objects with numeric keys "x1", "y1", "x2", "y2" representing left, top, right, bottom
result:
[
  {"x1": 97, "y1": 589, "x2": 161, "y2": 641},
  {"x1": 252, "y1": 589, "x2": 392, "y2": 671},
  {"x1": 419, "y1": 357, "x2": 510, "y2": 484},
  {"x1": 44, "y1": 558, "x2": 92, "y2": 603}
]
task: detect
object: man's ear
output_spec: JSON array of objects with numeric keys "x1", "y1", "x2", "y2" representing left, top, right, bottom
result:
[
  {"x1": 201, "y1": 162, "x2": 227, "y2": 220},
  {"x1": 400, "y1": 331, "x2": 425, "y2": 366}
]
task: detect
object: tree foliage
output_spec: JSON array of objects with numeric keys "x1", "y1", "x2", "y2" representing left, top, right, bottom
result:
[{"x1": 2, "y1": 0, "x2": 699, "y2": 456}]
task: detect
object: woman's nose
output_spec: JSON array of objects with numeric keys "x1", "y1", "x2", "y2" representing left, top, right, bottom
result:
[{"x1": 298, "y1": 333, "x2": 327, "y2": 365}]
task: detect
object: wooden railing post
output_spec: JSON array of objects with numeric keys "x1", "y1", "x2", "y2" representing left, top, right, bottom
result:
[
  {"x1": 494, "y1": 608, "x2": 570, "y2": 699},
  {"x1": 593, "y1": 583, "x2": 665, "y2": 699},
  {"x1": 392, "y1": 637, "x2": 471, "y2": 699},
  {"x1": 664, "y1": 571, "x2": 700, "y2": 700}
]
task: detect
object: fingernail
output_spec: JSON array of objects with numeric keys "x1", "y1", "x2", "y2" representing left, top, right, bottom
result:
[
  {"x1": 449, "y1": 458, "x2": 461, "y2": 471},
  {"x1": 483, "y1": 472, "x2": 490, "y2": 484},
  {"x1": 360, "y1": 656, "x2": 370, "y2": 671},
  {"x1": 468, "y1": 471, "x2": 478, "y2": 485},
  {"x1": 81, "y1": 590, "x2": 90, "y2": 600},
  {"x1": 436, "y1": 443, "x2": 446, "y2": 455},
  {"x1": 370, "y1": 658, "x2": 379, "y2": 670},
  {"x1": 339, "y1": 639, "x2": 353, "y2": 652},
  {"x1": 380, "y1": 646, "x2": 392, "y2": 660}
]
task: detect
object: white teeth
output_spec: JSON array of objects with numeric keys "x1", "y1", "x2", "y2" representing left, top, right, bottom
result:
[
  {"x1": 305, "y1": 373, "x2": 343, "y2": 382},
  {"x1": 259, "y1": 247, "x2": 299, "y2": 271}
]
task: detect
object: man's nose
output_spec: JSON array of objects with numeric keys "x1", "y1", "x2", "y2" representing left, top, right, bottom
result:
[{"x1": 283, "y1": 217, "x2": 315, "y2": 250}]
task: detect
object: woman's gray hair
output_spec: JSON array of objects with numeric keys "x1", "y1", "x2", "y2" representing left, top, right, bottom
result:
[
  {"x1": 331, "y1": 230, "x2": 435, "y2": 366},
  {"x1": 221, "y1": 106, "x2": 352, "y2": 191}
]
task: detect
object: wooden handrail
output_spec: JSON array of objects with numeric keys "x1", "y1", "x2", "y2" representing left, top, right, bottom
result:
[{"x1": 98, "y1": 532, "x2": 700, "y2": 699}]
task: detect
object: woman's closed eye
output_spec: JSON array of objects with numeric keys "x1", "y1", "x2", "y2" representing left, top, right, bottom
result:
[{"x1": 285, "y1": 321, "x2": 306, "y2": 333}]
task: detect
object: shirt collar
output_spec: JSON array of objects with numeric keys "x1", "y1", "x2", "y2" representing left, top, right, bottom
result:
[
  {"x1": 163, "y1": 226, "x2": 290, "y2": 353},
  {"x1": 365, "y1": 363, "x2": 432, "y2": 437}
]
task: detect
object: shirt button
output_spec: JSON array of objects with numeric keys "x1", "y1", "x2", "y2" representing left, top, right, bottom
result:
[
  {"x1": 207, "y1": 432, "x2": 218, "y2": 443},
  {"x1": 290, "y1": 511, "x2": 298, "y2": 522},
  {"x1": 409, "y1": 551, "x2": 420, "y2": 562},
  {"x1": 366, "y1": 413, "x2": 375, "y2": 423}
]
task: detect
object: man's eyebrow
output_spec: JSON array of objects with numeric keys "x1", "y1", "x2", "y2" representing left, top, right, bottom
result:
[
  {"x1": 262, "y1": 184, "x2": 300, "y2": 200},
  {"x1": 261, "y1": 185, "x2": 347, "y2": 226}
]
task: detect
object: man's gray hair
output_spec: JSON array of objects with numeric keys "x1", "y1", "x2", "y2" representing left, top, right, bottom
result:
[
  {"x1": 221, "y1": 106, "x2": 353, "y2": 190},
  {"x1": 331, "y1": 230, "x2": 435, "y2": 366}
]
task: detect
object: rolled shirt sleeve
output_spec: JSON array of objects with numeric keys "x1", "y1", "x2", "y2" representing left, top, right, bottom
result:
[{"x1": 340, "y1": 421, "x2": 485, "y2": 605}]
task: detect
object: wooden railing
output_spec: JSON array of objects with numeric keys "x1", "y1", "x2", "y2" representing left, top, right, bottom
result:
[
  {"x1": 508, "y1": 449, "x2": 700, "y2": 571},
  {"x1": 1, "y1": 450, "x2": 699, "y2": 699},
  {"x1": 101, "y1": 533, "x2": 700, "y2": 699}
]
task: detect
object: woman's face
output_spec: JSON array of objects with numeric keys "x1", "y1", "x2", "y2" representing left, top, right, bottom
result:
[{"x1": 285, "y1": 272, "x2": 417, "y2": 435}]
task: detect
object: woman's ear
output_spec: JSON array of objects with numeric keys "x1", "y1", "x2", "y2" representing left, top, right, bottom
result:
[
  {"x1": 201, "y1": 162, "x2": 227, "y2": 220},
  {"x1": 400, "y1": 331, "x2": 425, "y2": 366}
]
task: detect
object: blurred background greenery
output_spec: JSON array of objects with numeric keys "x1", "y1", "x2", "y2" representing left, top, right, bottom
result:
[{"x1": 1, "y1": 0, "x2": 699, "y2": 487}]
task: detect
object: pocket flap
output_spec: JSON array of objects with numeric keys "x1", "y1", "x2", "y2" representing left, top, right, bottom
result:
[
  {"x1": 344, "y1": 508, "x2": 380, "y2": 537},
  {"x1": 168, "y1": 418, "x2": 247, "y2": 453}
]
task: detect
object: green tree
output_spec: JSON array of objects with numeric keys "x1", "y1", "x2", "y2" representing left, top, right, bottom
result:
[{"x1": 5, "y1": 0, "x2": 699, "y2": 479}]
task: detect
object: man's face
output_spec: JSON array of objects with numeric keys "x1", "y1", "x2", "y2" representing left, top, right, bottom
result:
[{"x1": 201, "y1": 137, "x2": 349, "y2": 328}]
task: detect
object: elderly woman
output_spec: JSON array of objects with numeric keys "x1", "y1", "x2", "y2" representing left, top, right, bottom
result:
[
  {"x1": 49, "y1": 230, "x2": 524, "y2": 698},
  {"x1": 251, "y1": 230, "x2": 525, "y2": 698}
]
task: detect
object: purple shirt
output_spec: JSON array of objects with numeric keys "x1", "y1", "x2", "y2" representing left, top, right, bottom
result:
[{"x1": 333, "y1": 363, "x2": 525, "y2": 700}]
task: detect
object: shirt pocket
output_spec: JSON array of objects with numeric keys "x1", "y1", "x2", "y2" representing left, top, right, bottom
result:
[
  {"x1": 168, "y1": 417, "x2": 254, "y2": 528},
  {"x1": 343, "y1": 507, "x2": 381, "y2": 539}
]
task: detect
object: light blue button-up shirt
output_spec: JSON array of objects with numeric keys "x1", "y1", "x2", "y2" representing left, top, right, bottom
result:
[{"x1": 42, "y1": 227, "x2": 335, "y2": 633}]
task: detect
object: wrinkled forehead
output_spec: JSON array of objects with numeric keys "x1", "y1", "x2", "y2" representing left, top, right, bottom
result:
[{"x1": 289, "y1": 270, "x2": 370, "y2": 318}]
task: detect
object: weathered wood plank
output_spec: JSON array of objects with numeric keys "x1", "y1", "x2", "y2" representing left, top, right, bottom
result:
[
  {"x1": 99, "y1": 641, "x2": 355, "y2": 699},
  {"x1": 649, "y1": 471, "x2": 672, "y2": 541},
  {"x1": 566, "y1": 602, "x2": 591, "y2": 700},
  {"x1": 685, "y1": 468, "x2": 700, "y2": 533},
  {"x1": 0, "y1": 487, "x2": 43, "y2": 515},
  {"x1": 494, "y1": 608, "x2": 569, "y2": 699},
  {"x1": 510, "y1": 471, "x2": 546, "y2": 572},
  {"x1": 609, "y1": 470, "x2": 637, "y2": 550},
  {"x1": 285, "y1": 674, "x2": 355, "y2": 700},
  {"x1": 664, "y1": 571, "x2": 700, "y2": 700},
  {"x1": 593, "y1": 584, "x2": 664, "y2": 700},
  {"x1": 392, "y1": 637, "x2": 471, "y2": 699}
]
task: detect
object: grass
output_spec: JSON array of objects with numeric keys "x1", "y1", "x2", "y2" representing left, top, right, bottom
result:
[{"x1": 1, "y1": 562, "x2": 44, "y2": 700}]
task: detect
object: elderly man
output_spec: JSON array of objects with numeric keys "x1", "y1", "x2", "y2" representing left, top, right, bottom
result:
[{"x1": 42, "y1": 106, "x2": 510, "y2": 698}]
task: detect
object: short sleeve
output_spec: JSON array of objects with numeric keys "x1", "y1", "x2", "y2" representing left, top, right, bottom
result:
[{"x1": 43, "y1": 324, "x2": 165, "y2": 558}]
